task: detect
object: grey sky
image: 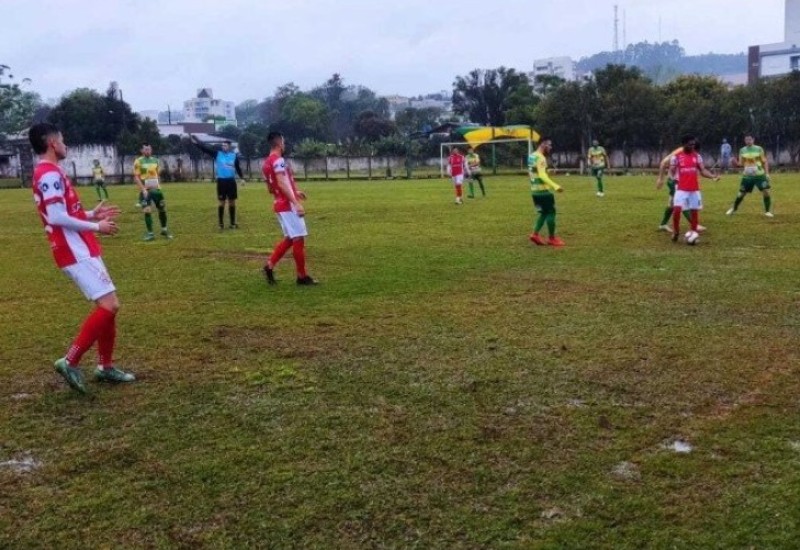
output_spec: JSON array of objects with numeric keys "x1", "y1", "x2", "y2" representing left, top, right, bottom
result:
[{"x1": 2, "y1": 0, "x2": 785, "y2": 112}]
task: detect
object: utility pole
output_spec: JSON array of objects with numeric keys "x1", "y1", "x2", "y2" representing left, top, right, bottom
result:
[{"x1": 613, "y1": 5, "x2": 620, "y2": 58}]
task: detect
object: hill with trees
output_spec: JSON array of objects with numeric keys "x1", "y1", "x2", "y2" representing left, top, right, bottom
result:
[{"x1": 577, "y1": 40, "x2": 746, "y2": 84}]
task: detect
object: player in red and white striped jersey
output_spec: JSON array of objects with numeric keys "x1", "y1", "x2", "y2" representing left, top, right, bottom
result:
[
  {"x1": 261, "y1": 131, "x2": 317, "y2": 286},
  {"x1": 29, "y1": 123, "x2": 135, "y2": 393},
  {"x1": 447, "y1": 147, "x2": 466, "y2": 204}
]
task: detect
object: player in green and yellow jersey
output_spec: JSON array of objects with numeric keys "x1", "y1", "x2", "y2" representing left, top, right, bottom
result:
[
  {"x1": 528, "y1": 138, "x2": 565, "y2": 247},
  {"x1": 92, "y1": 159, "x2": 109, "y2": 201},
  {"x1": 587, "y1": 140, "x2": 609, "y2": 197},
  {"x1": 655, "y1": 146, "x2": 701, "y2": 232},
  {"x1": 726, "y1": 134, "x2": 773, "y2": 217},
  {"x1": 465, "y1": 146, "x2": 485, "y2": 198},
  {"x1": 133, "y1": 143, "x2": 173, "y2": 241}
]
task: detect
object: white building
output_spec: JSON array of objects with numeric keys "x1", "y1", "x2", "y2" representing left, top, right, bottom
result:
[
  {"x1": 530, "y1": 56, "x2": 578, "y2": 83},
  {"x1": 183, "y1": 88, "x2": 237, "y2": 125},
  {"x1": 749, "y1": 0, "x2": 800, "y2": 83}
]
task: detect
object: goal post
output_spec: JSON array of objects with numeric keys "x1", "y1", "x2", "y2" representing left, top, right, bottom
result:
[{"x1": 440, "y1": 138, "x2": 535, "y2": 177}]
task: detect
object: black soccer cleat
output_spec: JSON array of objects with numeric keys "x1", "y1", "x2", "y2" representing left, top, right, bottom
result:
[
  {"x1": 296, "y1": 275, "x2": 319, "y2": 286},
  {"x1": 263, "y1": 265, "x2": 277, "y2": 285},
  {"x1": 671, "y1": 231, "x2": 679, "y2": 243}
]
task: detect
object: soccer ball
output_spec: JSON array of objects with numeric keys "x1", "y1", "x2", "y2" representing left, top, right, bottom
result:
[{"x1": 684, "y1": 230, "x2": 699, "y2": 245}]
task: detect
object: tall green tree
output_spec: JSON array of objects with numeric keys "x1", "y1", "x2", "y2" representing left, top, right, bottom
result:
[
  {"x1": 0, "y1": 64, "x2": 41, "y2": 141},
  {"x1": 452, "y1": 67, "x2": 533, "y2": 126},
  {"x1": 353, "y1": 110, "x2": 396, "y2": 142},
  {"x1": 48, "y1": 87, "x2": 137, "y2": 144}
]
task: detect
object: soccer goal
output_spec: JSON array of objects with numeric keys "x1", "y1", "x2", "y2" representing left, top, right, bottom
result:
[{"x1": 439, "y1": 138, "x2": 535, "y2": 177}]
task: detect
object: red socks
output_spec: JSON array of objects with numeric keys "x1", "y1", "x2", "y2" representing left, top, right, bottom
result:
[
  {"x1": 455, "y1": 185, "x2": 463, "y2": 198},
  {"x1": 65, "y1": 307, "x2": 116, "y2": 366},
  {"x1": 268, "y1": 237, "x2": 292, "y2": 268},
  {"x1": 690, "y1": 210, "x2": 699, "y2": 232},
  {"x1": 672, "y1": 207, "x2": 682, "y2": 234},
  {"x1": 292, "y1": 238, "x2": 307, "y2": 278},
  {"x1": 97, "y1": 313, "x2": 117, "y2": 368}
]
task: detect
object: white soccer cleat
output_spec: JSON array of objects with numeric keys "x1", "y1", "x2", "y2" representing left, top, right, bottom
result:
[
  {"x1": 455, "y1": 197, "x2": 463, "y2": 205},
  {"x1": 765, "y1": 212, "x2": 774, "y2": 218},
  {"x1": 725, "y1": 207, "x2": 735, "y2": 216},
  {"x1": 697, "y1": 225, "x2": 707, "y2": 232},
  {"x1": 658, "y1": 224, "x2": 673, "y2": 233},
  {"x1": 596, "y1": 192, "x2": 605, "y2": 197}
]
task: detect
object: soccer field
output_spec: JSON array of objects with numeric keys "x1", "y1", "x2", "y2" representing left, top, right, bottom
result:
[{"x1": 2, "y1": 175, "x2": 800, "y2": 548}]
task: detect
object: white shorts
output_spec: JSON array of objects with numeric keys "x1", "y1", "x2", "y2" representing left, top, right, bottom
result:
[
  {"x1": 452, "y1": 175, "x2": 464, "y2": 186},
  {"x1": 673, "y1": 190, "x2": 703, "y2": 211},
  {"x1": 277, "y1": 209, "x2": 308, "y2": 239},
  {"x1": 63, "y1": 257, "x2": 116, "y2": 301}
]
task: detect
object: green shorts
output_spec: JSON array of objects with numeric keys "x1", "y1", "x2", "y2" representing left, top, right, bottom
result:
[
  {"x1": 139, "y1": 188, "x2": 165, "y2": 209},
  {"x1": 591, "y1": 167, "x2": 605, "y2": 177},
  {"x1": 94, "y1": 180, "x2": 106, "y2": 187},
  {"x1": 739, "y1": 175, "x2": 770, "y2": 194},
  {"x1": 667, "y1": 179, "x2": 676, "y2": 197},
  {"x1": 532, "y1": 191, "x2": 556, "y2": 215}
]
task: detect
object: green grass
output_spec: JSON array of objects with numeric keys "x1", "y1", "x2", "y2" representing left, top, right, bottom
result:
[{"x1": 1, "y1": 174, "x2": 799, "y2": 548}]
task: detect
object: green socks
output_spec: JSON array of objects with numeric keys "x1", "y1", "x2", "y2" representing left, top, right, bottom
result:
[
  {"x1": 597, "y1": 177, "x2": 604, "y2": 193},
  {"x1": 764, "y1": 195, "x2": 772, "y2": 213},
  {"x1": 546, "y1": 212, "x2": 556, "y2": 236},
  {"x1": 534, "y1": 214, "x2": 546, "y2": 234},
  {"x1": 158, "y1": 209, "x2": 168, "y2": 228},
  {"x1": 144, "y1": 213, "x2": 153, "y2": 233},
  {"x1": 467, "y1": 180, "x2": 475, "y2": 197}
]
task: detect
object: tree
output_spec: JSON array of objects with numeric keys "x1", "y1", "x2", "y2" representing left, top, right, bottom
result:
[
  {"x1": 0, "y1": 64, "x2": 41, "y2": 140},
  {"x1": 661, "y1": 75, "x2": 728, "y2": 155},
  {"x1": 48, "y1": 87, "x2": 137, "y2": 144},
  {"x1": 235, "y1": 99, "x2": 260, "y2": 126},
  {"x1": 394, "y1": 107, "x2": 444, "y2": 135},
  {"x1": 216, "y1": 125, "x2": 242, "y2": 140},
  {"x1": 273, "y1": 93, "x2": 330, "y2": 143},
  {"x1": 353, "y1": 110, "x2": 396, "y2": 142},
  {"x1": 452, "y1": 67, "x2": 533, "y2": 126},
  {"x1": 535, "y1": 81, "x2": 599, "y2": 153}
]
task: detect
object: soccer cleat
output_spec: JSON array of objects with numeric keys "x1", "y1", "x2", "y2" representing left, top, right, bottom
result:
[
  {"x1": 596, "y1": 192, "x2": 605, "y2": 197},
  {"x1": 697, "y1": 225, "x2": 707, "y2": 232},
  {"x1": 455, "y1": 197, "x2": 463, "y2": 205},
  {"x1": 726, "y1": 207, "x2": 735, "y2": 216},
  {"x1": 658, "y1": 224, "x2": 673, "y2": 233},
  {"x1": 143, "y1": 232, "x2": 155, "y2": 242},
  {"x1": 296, "y1": 275, "x2": 319, "y2": 286},
  {"x1": 54, "y1": 358, "x2": 87, "y2": 394},
  {"x1": 467, "y1": 194, "x2": 475, "y2": 199},
  {"x1": 94, "y1": 366, "x2": 136, "y2": 383},
  {"x1": 229, "y1": 224, "x2": 239, "y2": 229},
  {"x1": 160, "y1": 228, "x2": 173, "y2": 239},
  {"x1": 218, "y1": 224, "x2": 225, "y2": 231},
  {"x1": 529, "y1": 233, "x2": 546, "y2": 246},
  {"x1": 548, "y1": 236, "x2": 566, "y2": 247},
  {"x1": 263, "y1": 265, "x2": 277, "y2": 285},
  {"x1": 765, "y1": 212, "x2": 774, "y2": 218},
  {"x1": 671, "y1": 232, "x2": 679, "y2": 243}
]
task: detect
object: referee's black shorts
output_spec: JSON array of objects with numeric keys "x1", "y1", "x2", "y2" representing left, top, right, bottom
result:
[{"x1": 217, "y1": 178, "x2": 238, "y2": 201}]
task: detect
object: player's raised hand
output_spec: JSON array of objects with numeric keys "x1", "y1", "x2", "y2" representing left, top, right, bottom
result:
[
  {"x1": 95, "y1": 200, "x2": 122, "y2": 220},
  {"x1": 98, "y1": 220, "x2": 118, "y2": 235}
]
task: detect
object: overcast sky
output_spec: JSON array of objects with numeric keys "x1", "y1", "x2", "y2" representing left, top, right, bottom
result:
[{"x1": 2, "y1": 0, "x2": 786, "y2": 112}]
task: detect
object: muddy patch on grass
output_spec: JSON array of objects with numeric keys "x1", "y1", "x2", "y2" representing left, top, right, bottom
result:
[
  {"x1": 611, "y1": 461, "x2": 641, "y2": 482},
  {"x1": 663, "y1": 439, "x2": 693, "y2": 454},
  {"x1": 0, "y1": 453, "x2": 41, "y2": 473}
]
